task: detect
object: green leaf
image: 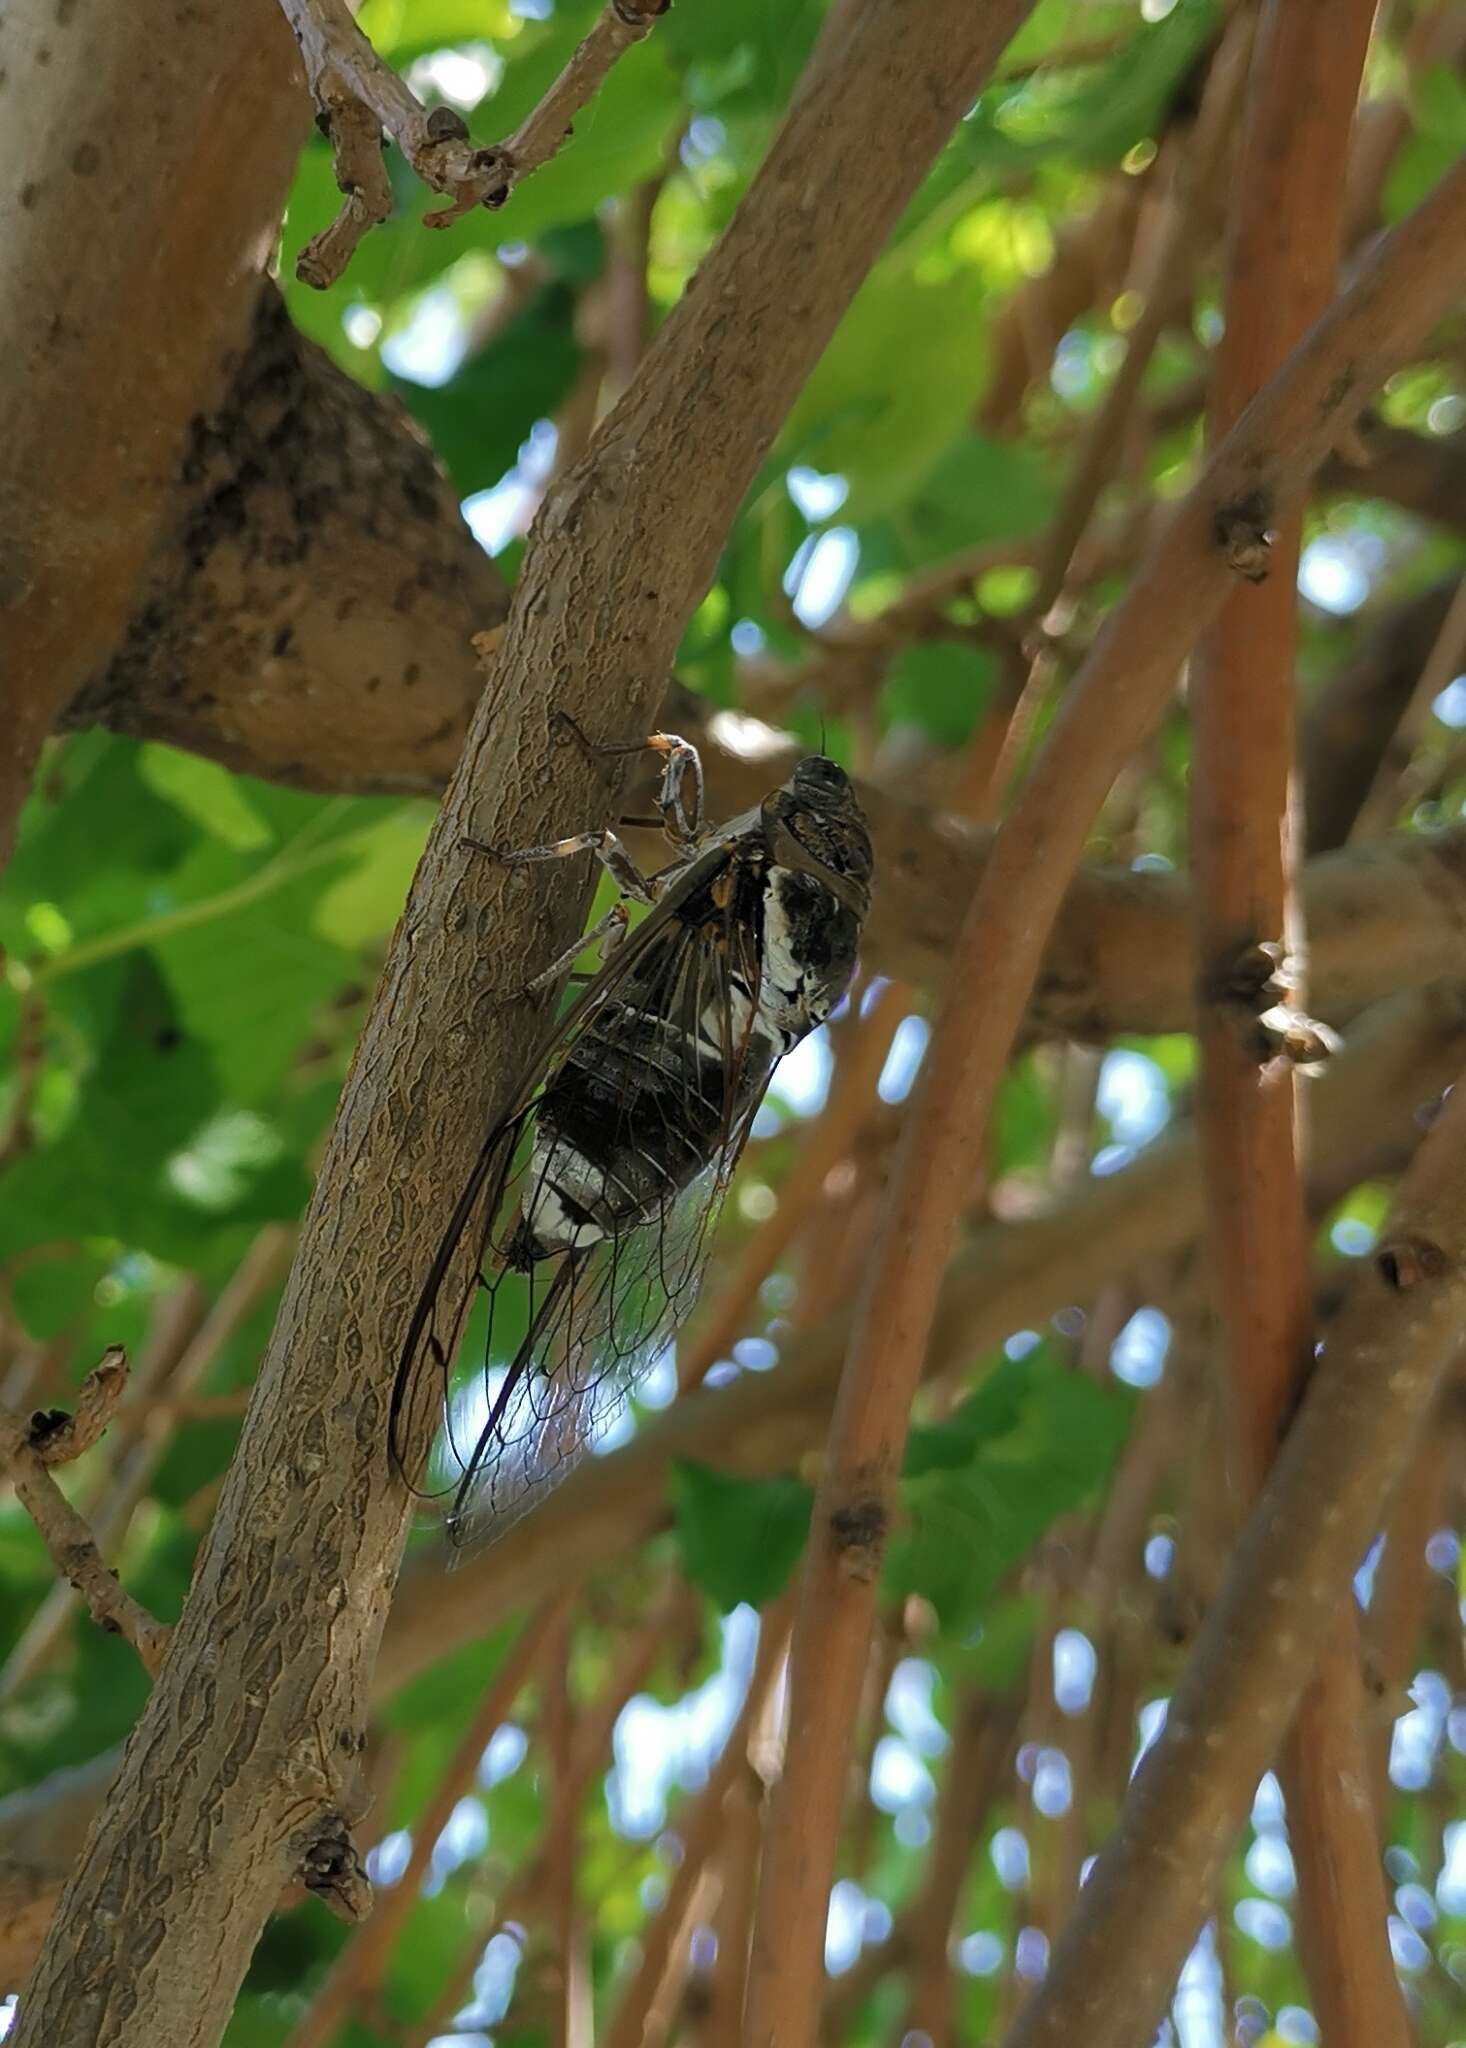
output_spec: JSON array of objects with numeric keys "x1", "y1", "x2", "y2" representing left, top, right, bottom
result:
[
  {"x1": 0, "y1": 957, "x2": 223, "y2": 1264},
  {"x1": 779, "y1": 263, "x2": 991, "y2": 520},
  {"x1": 669, "y1": 1462, "x2": 813, "y2": 1612},
  {"x1": 887, "y1": 1351, "x2": 1135, "y2": 1631},
  {"x1": 659, "y1": 0, "x2": 824, "y2": 114},
  {"x1": 391, "y1": 279, "x2": 582, "y2": 496},
  {"x1": 139, "y1": 747, "x2": 274, "y2": 853},
  {"x1": 881, "y1": 644, "x2": 996, "y2": 748}
]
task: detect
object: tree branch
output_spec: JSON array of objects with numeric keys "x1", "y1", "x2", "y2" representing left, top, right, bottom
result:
[
  {"x1": 1002, "y1": 1063, "x2": 1466, "y2": 2048},
  {"x1": 0, "y1": 0, "x2": 309, "y2": 870},
  {"x1": 1186, "y1": 7, "x2": 1404, "y2": 2039},
  {"x1": 281, "y1": 0, "x2": 669, "y2": 286},
  {"x1": 0, "y1": 1374, "x2": 171, "y2": 1683},
  {"x1": 744, "y1": 148, "x2": 1466, "y2": 2048},
  {"x1": 11, "y1": 6, "x2": 1038, "y2": 2042}
]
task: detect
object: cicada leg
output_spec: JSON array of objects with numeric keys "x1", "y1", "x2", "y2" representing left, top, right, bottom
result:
[
  {"x1": 463, "y1": 824, "x2": 659, "y2": 904},
  {"x1": 550, "y1": 712, "x2": 705, "y2": 848}
]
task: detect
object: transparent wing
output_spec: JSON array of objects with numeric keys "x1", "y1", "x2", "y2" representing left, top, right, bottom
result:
[{"x1": 391, "y1": 848, "x2": 771, "y2": 1553}]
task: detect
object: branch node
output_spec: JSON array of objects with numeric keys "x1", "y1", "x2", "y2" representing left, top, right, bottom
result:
[
  {"x1": 1376, "y1": 1235, "x2": 1449, "y2": 1291},
  {"x1": 300, "y1": 1816, "x2": 373, "y2": 1924},
  {"x1": 1213, "y1": 489, "x2": 1277, "y2": 581},
  {"x1": 829, "y1": 1495, "x2": 887, "y2": 1582},
  {"x1": 1209, "y1": 937, "x2": 1294, "y2": 1010},
  {"x1": 27, "y1": 1345, "x2": 129, "y2": 1466},
  {"x1": 1257, "y1": 1005, "x2": 1344, "y2": 1071}
]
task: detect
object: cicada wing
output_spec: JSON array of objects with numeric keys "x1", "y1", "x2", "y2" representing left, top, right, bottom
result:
[{"x1": 434, "y1": 898, "x2": 777, "y2": 1553}]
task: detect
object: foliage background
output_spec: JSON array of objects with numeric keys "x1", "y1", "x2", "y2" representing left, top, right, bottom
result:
[{"x1": 2, "y1": 2, "x2": 1465, "y2": 2044}]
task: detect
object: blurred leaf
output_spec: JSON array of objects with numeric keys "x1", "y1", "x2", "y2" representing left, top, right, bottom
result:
[
  {"x1": 392, "y1": 279, "x2": 582, "y2": 496},
  {"x1": 888, "y1": 1351, "x2": 1134, "y2": 1630},
  {"x1": 669, "y1": 1462, "x2": 812, "y2": 1611},
  {"x1": 1384, "y1": 66, "x2": 1466, "y2": 223},
  {"x1": 0, "y1": 957, "x2": 222, "y2": 1264},
  {"x1": 780, "y1": 263, "x2": 991, "y2": 519},
  {"x1": 659, "y1": 0, "x2": 824, "y2": 113},
  {"x1": 139, "y1": 747, "x2": 274, "y2": 853},
  {"x1": 881, "y1": 644, "x2": 997, "y2": 748}
]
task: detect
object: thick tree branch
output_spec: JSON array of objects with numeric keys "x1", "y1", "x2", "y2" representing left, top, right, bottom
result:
[
  {"x1": 1186, "y1": 8, "x2": 1403, "y2": 2039},
  {"x1": 1003, "y1": 1065, "x2": 1466, "y2": 2048},
  {"x1": 12, "y1": 6, "x2": 1038, "y2": 2043},
  {"x1": 745, "y1": 150, "x2": 1466, "y2": 2048},
  {"x1": 0, "y1": 0, "x2": 309, "y2": 869}
]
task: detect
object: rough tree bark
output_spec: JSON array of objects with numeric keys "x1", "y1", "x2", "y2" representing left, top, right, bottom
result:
[{"x1": 11, "y1": 4, "x2": 1037, "y2": 2042}]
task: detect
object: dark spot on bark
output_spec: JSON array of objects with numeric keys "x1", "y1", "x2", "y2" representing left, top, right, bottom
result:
[
  {"x1": 336, "y1": 595, "x2": 356, "y2": 622},
  {"x1": 71, "y1": 139, "x2": 100, "y2": 176},
  {"x1": 57, "y1": 0, "x2": 78, "y2": 21},
  {"x1": 365, "y1": 674, "x2": 381, "y2": 692},
  {"x1": 19, "y1": 181, "x2": 38, "y2": 209},
  {"x1": 402, "y1": 467, "x2": 440, "y2": 522},
  {"x1": 272, "y1": 624, "x2": 294, "y2": 657},
  {"x1": 1377, "y1": 1236, "x2": 1448, "y2": 1291},
  {"x1": 830, "y1": 1495, "x2": 886, "y2": 1554},
  {"x1": 1213, "y1": 489, "x2": 1275, "y2": 583},
  {"x1": 403, "y1": 661, "x2": 420, "y2": 685},
  {"x1": 425, "y1": 104, "x2": 469, "y2": 142},
  {"x1": 37, "y1": 44, "x2": 52, "y2": 64},
  {"x1": 1319, "y1": 365, "x2": 1357, "y2": 421}
]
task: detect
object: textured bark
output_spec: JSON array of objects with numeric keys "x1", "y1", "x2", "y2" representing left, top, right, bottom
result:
[
  {"x1": 0, "y1": 0, "x2": 309, "y2": 865},
  {"x1": 62, "y1": 287, "x2": 508, "y2": 793},
  {"x1": 12, "y1": 4, "x2": 1036, "y2": 2042}
]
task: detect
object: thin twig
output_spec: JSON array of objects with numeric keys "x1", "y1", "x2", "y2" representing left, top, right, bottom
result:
[
  {"x1": 280, "y1": 0, "x2": 669, "y2": 287},
  {"x1": 0, "y1": 1232, "x2": 287, "y2": 1705},
  {"x1": 601, "y1": 1598, "x2": 791, "y2": 2048},
  {"x1": 0, "y1": 1389, "x2": 170, "y2": 1680},
  {"x1": 282, "y1": 1591, "x2": 574, "y2": 2048},
  {"x1": 1027, "y1": 21, "x2": 1251, "y2": 621},
  {"x1": 743, "y1": 149, "x2": 1466, "y2": 2048},
  {"x1": 24, "y1": 1345, "x2": 129, "y2": 1466},
  {"x1": 1348, "y1": 567, "x2": 1466, "y2": 840}
]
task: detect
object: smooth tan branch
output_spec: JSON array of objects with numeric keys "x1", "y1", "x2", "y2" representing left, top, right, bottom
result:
[{"x1": 279, "y1": 0, "x2": 669, "y2": 288}]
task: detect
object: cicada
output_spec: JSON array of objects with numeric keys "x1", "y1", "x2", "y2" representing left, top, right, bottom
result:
[{"x1": 390, "y1": 730, "x2": 873, "y2": 1551}]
